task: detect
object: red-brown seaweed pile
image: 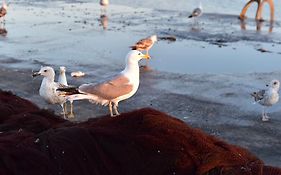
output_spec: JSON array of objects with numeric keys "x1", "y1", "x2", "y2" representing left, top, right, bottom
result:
[{"x1": 0, "y1": 90, "x2": 280, "y2": 175}]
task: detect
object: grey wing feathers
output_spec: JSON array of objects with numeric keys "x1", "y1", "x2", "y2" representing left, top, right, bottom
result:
[{"x1": 251, "y1": 90, "x2": 265, "y2": 102}]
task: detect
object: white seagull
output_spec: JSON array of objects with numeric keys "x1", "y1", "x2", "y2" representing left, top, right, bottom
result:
[
  {"x1": 130, "y1": 35, "x2": 157, "y2": 58},
  {"x1": 57, "y1": 50, "x2": 150, "y2": 117},
  {"x1": 100, "y1": 0, "x2": 109, "y2": 7},
  {"x1": 58, "y1": 66, "x2": 68, "y2": 86},
  {"x1": 57, "y1": 66, "x2": 76, "y2": 118},
  {"x1": 251, "y1": 79, "x2": 280, "y2": 121},
  {"x1": 188, "y1": 2, "x2": 203, "y2": 19},
  {"x1": 100, "y1": 0, "x2": 109, "y2": 14},
  {"x1": 33, "y1": 66, "x2": 68, "y2": 118}
]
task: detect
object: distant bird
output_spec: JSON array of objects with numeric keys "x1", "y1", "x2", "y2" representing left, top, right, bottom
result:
[
  {"x1": 251, "y1": 79, "x2": 280, "y2": 121},
  {"x1": 188, "y1": 2, "x2": 203, "y2": 19},
  {"x1": 100, "y1": 0, "x2": 109, "y2": 14},
  {"x1": 57, "y1": 50, "x2": 150, "y2": 117},
  {"x1": 100, "y1": 0, "x2": 109, "y2": 7},
  {"x1": 130, "y1": 35, "x2": 157, "y2": 58},
  {"x1": 0, "y1": 0, "x2": 8, "y2": 23},
  {"x1": 32, "y1": 66, "x2": 68, "y2": 118},
  {"x1": 58, "y1": 66, "x2": 68, "y2": 86}
]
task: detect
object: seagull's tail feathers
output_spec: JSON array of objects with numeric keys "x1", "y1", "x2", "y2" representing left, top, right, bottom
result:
[
  {"x1": 57, "y1": 86, "x2": 81, "y2": 96},
  {"x1": 188, "y1": 15, "x2": 193, "y2": 18},
  {"x1": 250, "y1": 91, "x2": 264, "y2": 102},
  {"x1": 129, "y1": 45, "x2": 137, "y2": 50}
]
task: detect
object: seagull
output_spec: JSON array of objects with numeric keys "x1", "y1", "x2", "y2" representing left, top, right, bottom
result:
[
  {"x1": 58, "y1": 66, "x2": 68, "y2": 86},
  {"x1": 100, "y1": 0, "x2": 109, "y2": 7},
  {"x1": 100, "y1": 0, "x2": 109, "y2": 14},
  {"x1": 188, "y1": 2, "x2": 203, "y2": 19},
  {"x1": 57, "y1": 66, "x2": 76, "y2": 118},
  {"x1": 130, "y1": 35, "x2": 157, "y2": 58},
  {"x1": 0, "y1": 0, "x2": 8, "y2": 23},
  {"x1": 57, "y1": 50, "x2": 150, "y2": 117},
  {"x1": 251, "y1": 79, "x2": 280, "y2": 121},
  {"x1": 32, "y1": 66, "x2": 68, "y2": 118}
]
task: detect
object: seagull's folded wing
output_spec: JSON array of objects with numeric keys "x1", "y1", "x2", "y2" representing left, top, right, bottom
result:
[
  {"x1": 251, "y1": 89, "x2": 265, "y2": 101},
  {"x1": 134, "y1": 38, "x2": 153, "y2": 50},
  {"x1": 79, "y1": 75, "x2": 133, "y2": 100}
]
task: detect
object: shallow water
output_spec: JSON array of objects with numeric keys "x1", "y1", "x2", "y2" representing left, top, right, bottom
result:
[
  {"x1": 1, "y1": 1, "x2": 281, "y2": 166},
  {"x1": 1, "y1": 1, "x2": 281, "y2": 74}
]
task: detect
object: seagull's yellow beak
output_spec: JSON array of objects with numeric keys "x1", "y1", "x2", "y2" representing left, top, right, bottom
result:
[{"x1": 142, "y1": 54, "x2": 150, "y2": 59}]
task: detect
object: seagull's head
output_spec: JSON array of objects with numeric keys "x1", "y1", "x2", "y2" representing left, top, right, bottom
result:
[
  {"x1": 126, "y1": 50, "x2": 150, "y2": 63},
  {"x1": 150, "y1": 35, "x2": 157, "y2": 43},
  {"x1": 59, "y1": 66, "x2": 66, "y2": 74},
  {"x1": 32, "y1": 66, "x2": 55, "y2": 79},
  {"x1": 269, "y1": 79, "x2": 280, "y2": 90}
]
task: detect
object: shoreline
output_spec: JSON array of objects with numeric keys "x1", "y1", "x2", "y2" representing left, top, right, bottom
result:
[{"x1": 0, "y1": 0, "x2": 281, "y2": 167}]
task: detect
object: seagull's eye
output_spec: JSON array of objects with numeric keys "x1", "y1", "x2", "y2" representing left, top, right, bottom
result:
[
  {"x1": 266, "y1": 84, "x2": 269, "y2": 87},
  {"x1": 138, "y1": 53, "x2": 141, "y2": 55},
  {"x1": 274, "y1": 82, "x2": 277, "y2": 85},
  {"x1": 44, "y1": 70, "x2": 47, "y2": 72}
]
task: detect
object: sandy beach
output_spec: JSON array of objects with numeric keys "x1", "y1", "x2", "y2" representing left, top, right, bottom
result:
[{"x1": 0, "y1": 0, "x2": 281, "y2": 167}]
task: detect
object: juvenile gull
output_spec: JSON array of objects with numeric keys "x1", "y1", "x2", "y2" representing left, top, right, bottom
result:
[
  {"x1": 0, "y1": 0, "x2": 8, "y2": 22},
  {"x1": 58, "y1": 50, "x2": 149, "y2": 117},
  {"x1": 130, "y1": 35, "x2": 157, "y2": 58},
  {"x1": 33, "y1": 66, "x2": 68, "y2": 118},
  {"x1": 188, "y1": 2, "x2": 203, "y2": 19},
  {"x1": 251, "y1": 79, "x2": 280, "y2": 121}
]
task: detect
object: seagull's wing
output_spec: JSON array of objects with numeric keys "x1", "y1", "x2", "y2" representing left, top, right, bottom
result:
[
  {"x1": 0, "y1": 7, "x2": 7, "y2": 17},
  {"x1": 79, "y1": 74, "x2": 133, "y2": 100},
  {"x1": 130, "y1": 38, "x2": 153, "y2": 50},
  {"x1": 251, "y1": 89, "x2": 266, "y2": 102}
]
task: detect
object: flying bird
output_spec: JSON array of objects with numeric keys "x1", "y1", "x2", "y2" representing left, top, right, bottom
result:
[
  {"x1": 251, "y1": 79, "x2": 280, "y2": 121},
  {"x1": 188, "y1": 2, "x2": 203, "y2": 19},
  {"x1": 32, "y1": 66, "x2": 68, "y2": 118},
  {"x1": 130, "y1": 35, "x2": 157, "y2": 58},
  {"x1": 57, "y1": 50, "x2": 149, "y2": 117}
]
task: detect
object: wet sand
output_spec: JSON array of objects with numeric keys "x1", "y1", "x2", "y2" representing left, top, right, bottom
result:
[{"x1": 0, "y1": 1, "x2": 281, "y2": 167}]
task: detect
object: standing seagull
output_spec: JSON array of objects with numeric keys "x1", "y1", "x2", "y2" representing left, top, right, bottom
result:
[
  {"x1": 188, "y1": 2, "x2": 203, "y2": 20},
  {"x1": 100, "y1": 0, "x2": 109, "y2": 6},
  {"x1": 32, "y1": 66, "x2": 68, "y2": 118},
  {"x1": 58, "y1": 66, "x2": 68, "y2": 86},
  {"x1": 100, "y1": 0, "x2": 109, "y2": 14},
  {"x1": 0, "y1": 0, "x2": 8, "y2": 23},
  {"x1": 251, "y1": 79, "x2": 280, "y2": 121},
  {"x1": 57, "y1": 50, "x2": 150, "y2": 117},
  {"x1": 130, "y1": 35, "x2": 157, "y2": 58}
]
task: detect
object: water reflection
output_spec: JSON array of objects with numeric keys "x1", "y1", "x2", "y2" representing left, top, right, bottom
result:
[
  {"x1": 0, "y1": 25, "x2": 7, "y2": 37},
  {"x1": 99, "y1": 14, "x2": 108, "y2": 30},
  {"x1": 240, "y1": 20, "x2": 274, "y2": 33}
]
